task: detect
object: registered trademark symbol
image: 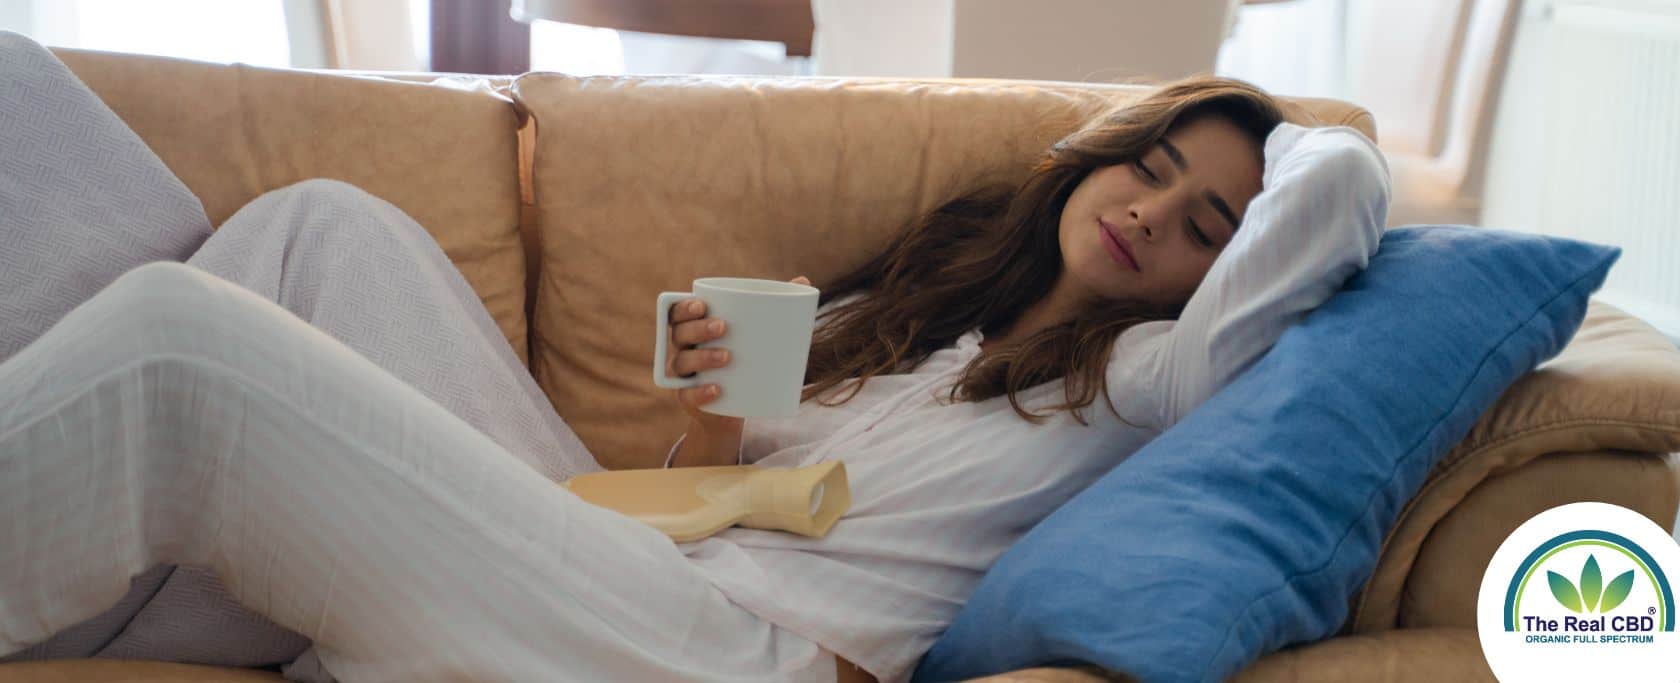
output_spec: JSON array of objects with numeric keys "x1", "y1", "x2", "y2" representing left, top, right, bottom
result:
[{"x1": 1650, "y1": 606, "x2": 1657, "y2": 615}]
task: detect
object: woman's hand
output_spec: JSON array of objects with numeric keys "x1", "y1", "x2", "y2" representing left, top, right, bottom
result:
[{"x1": 663, "y1": 275, "x2": 812, "y2": 435}]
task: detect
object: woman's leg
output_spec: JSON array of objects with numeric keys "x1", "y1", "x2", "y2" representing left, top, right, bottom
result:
[
  {"x1": 0, "y1": 31, "x2": 221, "y2": 664},
  {"x1": 61, "y1": 179, "x2": 610, "y2": 672},
  {"x1": 0, "y1": 262, "x2": 835, "y2": 682},
  {"x1": 186, "y1": 178, "x2": 599, "y2": 482},
  {"x1": 5, "y1": 29, "x2": 586, "y2": 481},
  {"x1": 2, "y1": 179, "x2": 608, "y2": 670},
  {"x1": 2, "y1": 31, "x2": 614, "y2": 672}
]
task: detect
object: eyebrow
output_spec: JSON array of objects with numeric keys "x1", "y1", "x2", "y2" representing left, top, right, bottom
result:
[{"x1": 1158, "y1": 138, "x2": 1241, "y2": 234}]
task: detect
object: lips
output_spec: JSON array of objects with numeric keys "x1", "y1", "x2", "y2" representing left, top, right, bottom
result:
[{"x1": 1098, "y1": 219, "x2": 1140, "y2": 272}]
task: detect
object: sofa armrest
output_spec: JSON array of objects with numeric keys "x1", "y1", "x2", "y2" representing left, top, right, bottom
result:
[
  {"x1": 1402, "y1": 449, "x2": 1677, "y2": 628},
  {"x1": 1351, "y1": 300, "x2": 1680, "y2": 632}
]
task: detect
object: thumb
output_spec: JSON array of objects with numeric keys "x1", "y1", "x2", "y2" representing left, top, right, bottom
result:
[{"x1": 791, "y1": 275, "x2": 811, "y2": 284}]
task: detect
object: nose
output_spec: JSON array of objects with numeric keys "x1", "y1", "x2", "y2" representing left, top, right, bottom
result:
[{"x1": 1129, "y1": 207, "x2": 1154, "y2": 242}]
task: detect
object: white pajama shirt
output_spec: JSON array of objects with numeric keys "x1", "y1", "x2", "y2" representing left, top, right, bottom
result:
[{"x1": 663, "y1": 122, "x2": 1392, "y2": 682}]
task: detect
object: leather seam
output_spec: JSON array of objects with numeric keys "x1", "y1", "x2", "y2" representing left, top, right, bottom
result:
[{"x1": 505, "y1": 81, "x2": 542, "y2": 367}]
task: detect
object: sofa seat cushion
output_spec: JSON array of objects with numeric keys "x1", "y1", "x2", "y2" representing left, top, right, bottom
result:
[
  {"x1": 946, "y1": 628, "x2": 1495, "y2": 683},
  {"x1": 1229, "y1": 627, "x2": 1494, "y2": 683},
  {"x1": 0, "y1": 659, "x2": 283, "y2": 682},
  {"x1": 0, "y1": 629, "x2": 1495, "y2": 683}
]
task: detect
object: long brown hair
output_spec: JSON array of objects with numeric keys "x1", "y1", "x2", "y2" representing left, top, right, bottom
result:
[{"x1": 800, "y1": 74, "x2": 1287, "y2": 426}]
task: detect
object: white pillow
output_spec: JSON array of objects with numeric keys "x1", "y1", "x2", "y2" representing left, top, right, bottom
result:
[{"x1": 0, "y1": 30, "x2": 213, "y2": 364}]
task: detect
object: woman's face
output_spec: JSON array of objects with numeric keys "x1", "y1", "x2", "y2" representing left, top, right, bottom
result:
[{"x1": 1057, "y1": 114, "x2": 1265, "y2": 312}]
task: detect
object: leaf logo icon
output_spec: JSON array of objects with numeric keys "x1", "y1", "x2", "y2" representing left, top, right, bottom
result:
[
  {"x1": 1549, "y1": 570, "x2": 1583, "y2": 612},
  {"x1": 1601, "y1": 570, "x2": 1636, "y2": 613},
  {"x1": 1582, "y1": 555, "x2": 1602, "y2": 610},
  {"x1": 1548, "y1": 554, "x2": 1637, "y2": 613}
]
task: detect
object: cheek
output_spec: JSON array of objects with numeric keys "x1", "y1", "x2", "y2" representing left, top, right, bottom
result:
[
  {"x1": 1068, "y1": 168, "x2": 1134, "y2": 212},
  {"x1": 1086, "y1": 168, "x2": 1137, "y2": 206}
]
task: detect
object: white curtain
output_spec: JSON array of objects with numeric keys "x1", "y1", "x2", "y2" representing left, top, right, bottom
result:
[
  {"x1": 1215, "y1": 0, "x2": 1351, "y2": 100},
  {"x1": 617, "y1": 32, "x2": 802, "y2": 76},
  {"x1": 529, "y1": 21, "x2": 804, "y2": 77},
  {"x1": 287, "y1": 0, "x2": 422, "y2": 71}
]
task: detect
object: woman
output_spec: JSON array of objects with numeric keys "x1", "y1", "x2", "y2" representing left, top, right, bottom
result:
[
  {"x1": 656, "y1": 77, "x2": 1388, "y2": 683},
  {"x1": 0, "y1": 48, "x2": 1389, "y2": 683}
]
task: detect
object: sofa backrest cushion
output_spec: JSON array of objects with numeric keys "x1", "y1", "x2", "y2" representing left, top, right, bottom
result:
[
  {"x1": 52, "y1": 48, "x2": 532, "y2": 366},
  {"x1": 913, "y1": 226, "x2": 1619, "y2": 683},
  {"x1": 511, "y1": 73, "x2": 1375, "y2": 469}
]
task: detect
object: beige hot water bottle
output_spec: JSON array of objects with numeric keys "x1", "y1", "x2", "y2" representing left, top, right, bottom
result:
[{"x1": 563, "y1": 461, "x2": 851, "y2": 542}]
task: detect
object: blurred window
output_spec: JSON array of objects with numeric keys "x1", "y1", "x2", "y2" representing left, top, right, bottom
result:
[
  {"x1": 530, "y1": 20, "x2": 625, "y2": 75},
  {"x1": 1, "y1": 0, "x2": 291, "y2": 67}
]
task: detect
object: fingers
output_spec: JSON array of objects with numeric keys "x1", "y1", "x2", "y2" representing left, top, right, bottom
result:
[
  {"x1": 671, "y1": 316, "x2": 725, "y2": 347},
  {"x1": 669, "y1": 298, "x2": 707, "y2": 324},
  {"x1": 671, "y1": 346, "x2": 730, "y2": 378},
  {"x1": 666, "y1": 301, "x2": 729, "y2": 379},
  {"x1": 672, "y1": 278, "x2": 809, "y2": 322},
  {"x1": 665, "y1": 278, "x2": 806, "y2": 389},
  {"x1": 677, "y1": 384, "x2": 723, "y2": 410}
]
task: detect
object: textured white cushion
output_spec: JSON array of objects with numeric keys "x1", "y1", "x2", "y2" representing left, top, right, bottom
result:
[{"x1": 0, "y1": 30, "x2": 212, "y2": 363}]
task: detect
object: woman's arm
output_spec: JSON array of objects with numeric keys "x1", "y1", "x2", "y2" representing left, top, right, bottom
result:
[
  {"x1": 1131, "y1": 122, "x2": 1391, "y2": 430},
  {"x1": 661, "y1": 290, "x2": 867, "y2": 468}
]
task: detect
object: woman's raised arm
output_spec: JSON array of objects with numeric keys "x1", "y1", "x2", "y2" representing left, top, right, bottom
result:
[{"x1": 1127, "y1": 122, "x2": 1392, "y2": 430}]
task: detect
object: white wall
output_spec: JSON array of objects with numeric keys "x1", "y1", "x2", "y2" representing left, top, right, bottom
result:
[
  {"x1": 810, "y1": 0, "x2": 954, "y2": 78},
  {"x1": 811, "y1": 0, "x2": 1241, "y2": 83},
  {"x1": 1478, "y1": 0, "x2": 1551, "y2": 237},
  {"x1": 949, "y1": 0, "x2": 1232, "y2": 83}
]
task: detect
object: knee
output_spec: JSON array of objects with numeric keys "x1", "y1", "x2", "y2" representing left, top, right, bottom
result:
[
  {"x1": 274, "y1": 178, "x2": 397, "y2": 225},
  {"x1": 107, "y1": 261, "x2": 221, "y2": 308},
  {"x1": 281, "y1": 177, "x2": 378, "y2": 206},
  {"x1": 99, "y1": 262, "x2": 241, "y2": 349},
  {"x1": 270, "y1": 178, "x2": 417, "y2": 247}
]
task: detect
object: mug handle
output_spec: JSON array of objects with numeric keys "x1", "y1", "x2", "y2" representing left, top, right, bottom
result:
[{"x1": 654, "y1": 291, "x2": 705, "y2": 389}]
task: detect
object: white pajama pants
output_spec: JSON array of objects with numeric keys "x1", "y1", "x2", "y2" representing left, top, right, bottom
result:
[{"x1": 0, "y1": 180, "x2": 834, "y2": 682}]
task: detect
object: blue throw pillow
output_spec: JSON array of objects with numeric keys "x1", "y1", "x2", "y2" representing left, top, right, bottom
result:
[{"x1": 913, "y1": 225, "x2": 1620, "y2": 683}]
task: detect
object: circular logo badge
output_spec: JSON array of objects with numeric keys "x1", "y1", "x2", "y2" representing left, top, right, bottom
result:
[{"x1": 1478, "y1": 502, "x2": 1680, "y2": 680}]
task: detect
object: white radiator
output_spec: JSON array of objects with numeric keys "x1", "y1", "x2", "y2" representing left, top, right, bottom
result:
[{"x1": 1543, "y1": 0, "x2": 1680, "y2": 343}]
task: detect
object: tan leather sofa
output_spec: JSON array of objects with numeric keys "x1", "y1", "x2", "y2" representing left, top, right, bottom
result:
[{"x1": 2, "y1": 47, "x2": 1677, "y2": 683}]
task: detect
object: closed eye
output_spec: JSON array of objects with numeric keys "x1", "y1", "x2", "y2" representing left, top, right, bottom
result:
[
  {"x1": 1188, "y1": 219, "x2": 1214, "y2": 248},
  {"x1": 1133, "y1": 160, "x2": 1158, "y2": 184},
  {"x1": 1138, "y1": 160, "x2": 1215, "y2": 248}
]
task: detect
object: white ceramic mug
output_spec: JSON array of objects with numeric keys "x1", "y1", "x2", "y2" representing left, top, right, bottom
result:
[{"x1": 654, "y1": 277, "x2": 820, "y2": 418}]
